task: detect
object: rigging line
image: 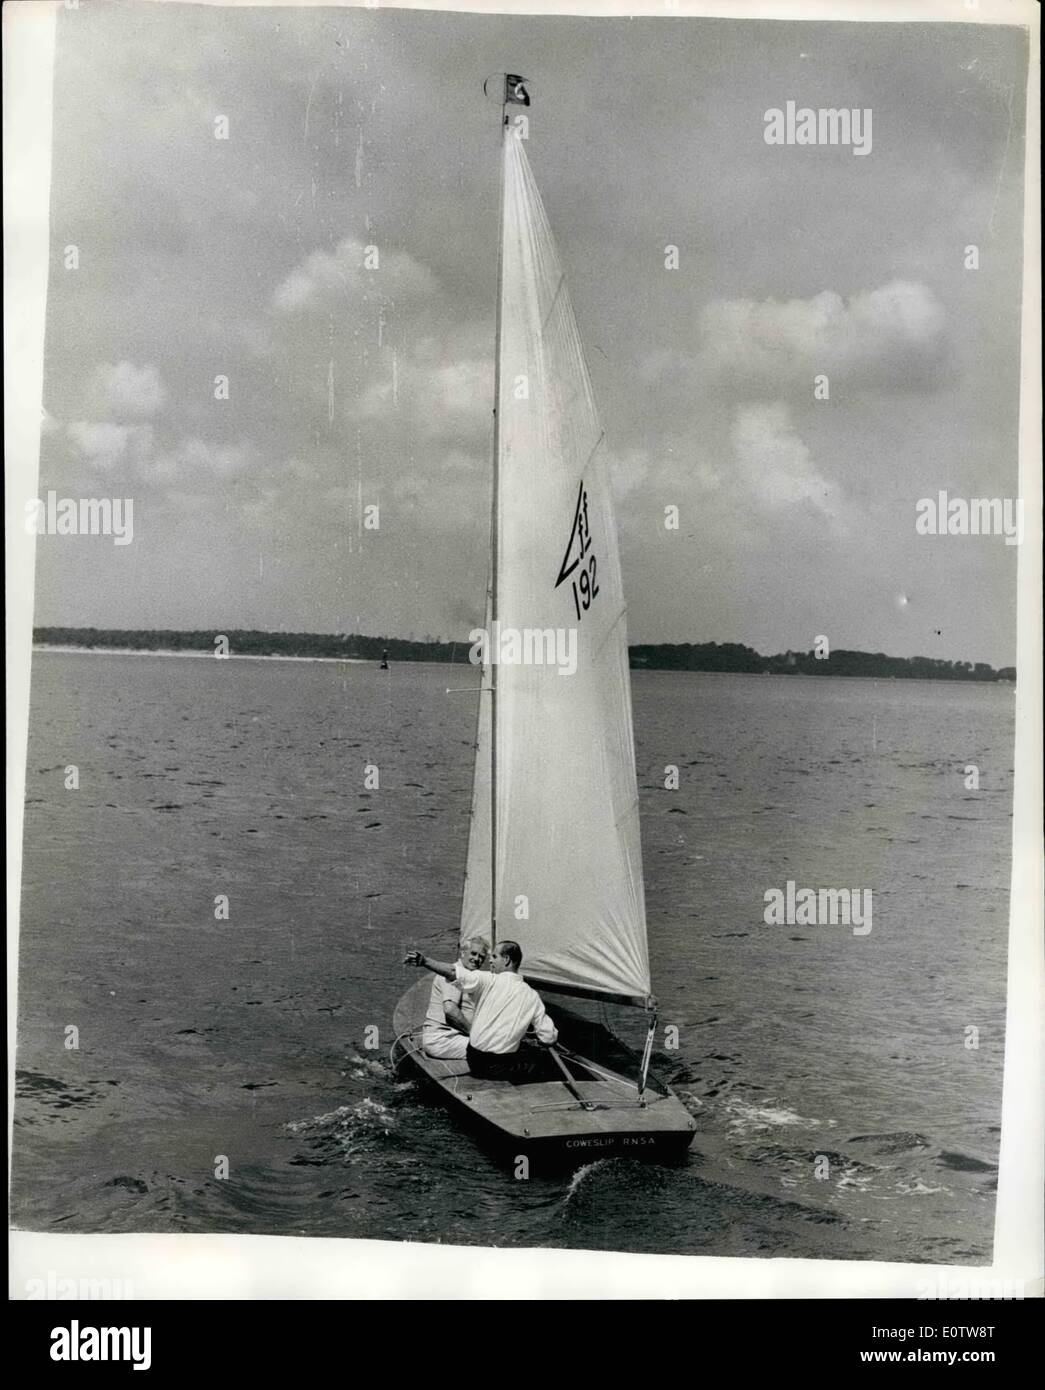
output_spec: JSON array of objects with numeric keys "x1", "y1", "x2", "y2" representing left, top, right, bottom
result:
[
  {"x1": 591, "y1": 603, "x2": 630, "y2": 666},
  {"x1": 586, "y1": 429, "x2": 606, "y2": 464},
  {"x1": 540, "y1": 272, "x2": 566, "y2": 335},
  {"x1": 547, "y1": 1044, "x2": 598, "y2": 1111},
  {"x1": 391, "y1": 1025, "x2": 425, "y2": 1050},
  {"x1": 565, "y1": 430, "x2": 606, "y2": 485},
  {"x1": 612, "y1": 794, "x2": 642, "y2": 834},
  {"x1": 389, "y1": 1026, "x2": 426, "y2": 1074},
  {"x1": 530, "y1": 1100, "x2": 647, "y2": 1113},
  {"x1": 552, "y1": 1050, "x2": 638, "y2": 1092},
  {"x1": 637, "y1": 1010, "x2": 658, "y2": 1102}
]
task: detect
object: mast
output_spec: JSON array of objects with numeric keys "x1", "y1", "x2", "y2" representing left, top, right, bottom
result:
[
  {"x1": 487, "y1": 74, "x2": 528, "y2": 948},
  {"x1": 489, "y1": 95, "x2": 508, "y2": 949}
]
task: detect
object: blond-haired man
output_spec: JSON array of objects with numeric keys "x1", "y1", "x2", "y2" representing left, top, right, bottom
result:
[{"x1": 420, "y1": 936, "x2": 490, "y2": 1059}]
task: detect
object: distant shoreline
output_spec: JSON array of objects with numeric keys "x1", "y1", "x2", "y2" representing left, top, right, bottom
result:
[
  {"x1": 31, "y1": 629, "x2": 1016, "y2": 684},
  {"x1": 33, "y1": 644, "x2": 374, "y2": 666}
]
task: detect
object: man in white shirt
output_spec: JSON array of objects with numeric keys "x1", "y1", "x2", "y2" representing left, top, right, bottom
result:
[
  {"x1": 421, "y1": 936, "x2": 490, "y2": 1059},
  {"x1": 404, "y1": 940, "x2": 558, "y2": 1082}
]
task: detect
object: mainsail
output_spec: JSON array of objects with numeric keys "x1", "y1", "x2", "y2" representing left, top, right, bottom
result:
[{"x1": 460, "y1": 126, "x2": 650, "y2": 1006}]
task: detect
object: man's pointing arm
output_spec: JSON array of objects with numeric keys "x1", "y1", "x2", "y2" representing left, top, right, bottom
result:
[{"x1": 403, "y1": 950, "x2": 456, "y2": 980}]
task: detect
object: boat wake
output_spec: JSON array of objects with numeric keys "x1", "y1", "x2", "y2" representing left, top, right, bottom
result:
[
  {"x1": 284, "y1": 1097, "x2": 398, "y2": 1165},
  {"x1": 342, "y1": 1048, "x2": 391, "y2": 1082},
  {"x1": 725, "y1": 1097, "x2": 828, "y2": 1136},
  {"x1": 556, "y1": 1155, "x2": 678, "y2": 1224},
  {"x1": 562, "y1": 1160, "x2": 611, "y2": 1202}
]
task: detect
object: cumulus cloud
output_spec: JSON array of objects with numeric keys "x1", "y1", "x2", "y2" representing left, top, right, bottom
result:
[
  {"x1": 88, "y1": 361, "x2": 167, "y2": 418},
  {"x1": 354, "y1": 336, "x2": 492, "y2": 445},
  {"x1": 65, "y1": 420, "x2": 252, "y2": 492},
  {"x1": 67, "y1": 421, "x2": 155, "y2": 470},
  {"x1": 271, "y1": 239, "x2": 488, "y2": 454},
  {"x1": 698, "y1": 280, "x2": 947, "y2": 392},
  {"x1": 273, "y1": 237, "x2": 439, "y2": 314},
  {"x1": 731, "y1": 401, "x2": 839, "y2": 520},
  {"x1": 149, "y1": 436, "x2": 252, "y2": 483}
]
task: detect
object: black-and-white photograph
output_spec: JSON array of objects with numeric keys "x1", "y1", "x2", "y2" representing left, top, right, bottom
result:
[{"x1": 6, "y1": 0, "x2": 1040, "y2": 1303}]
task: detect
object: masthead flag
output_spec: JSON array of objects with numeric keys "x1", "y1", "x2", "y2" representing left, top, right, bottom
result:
[{"x1": 505, "y1": 74, "x2": 531, "y2": 106}]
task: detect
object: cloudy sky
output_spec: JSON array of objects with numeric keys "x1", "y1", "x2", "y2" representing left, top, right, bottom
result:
[{"x1": 32, "y1": 2, "x2": 1028, "y2": 666}]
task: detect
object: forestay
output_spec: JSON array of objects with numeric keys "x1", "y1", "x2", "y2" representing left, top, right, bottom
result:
[{"x1": 460, "y1": 129, "x2": 650, "y2": 1005}]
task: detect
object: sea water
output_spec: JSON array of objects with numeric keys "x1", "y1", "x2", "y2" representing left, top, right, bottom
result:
[{"x1": 11, "y1": 651, "x2": 1013, "y2": 1262}]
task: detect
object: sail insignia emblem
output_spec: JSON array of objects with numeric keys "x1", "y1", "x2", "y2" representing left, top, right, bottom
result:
[
  {"x1": 505, "y1": 74, "x2": 531, "y2": 107},
  {"x1": 555, "y1": 478, "x2": 600, "y2": 619}
]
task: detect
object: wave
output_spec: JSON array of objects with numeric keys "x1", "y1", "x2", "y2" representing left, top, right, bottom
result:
[{"x1": 726, "y1": 1097, "x2": 824, "y2": 1135}]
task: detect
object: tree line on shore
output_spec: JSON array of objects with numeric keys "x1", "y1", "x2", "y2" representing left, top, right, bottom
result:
[{"x1": 33, "y1": 628, "x2": 1016, "y2": 683}]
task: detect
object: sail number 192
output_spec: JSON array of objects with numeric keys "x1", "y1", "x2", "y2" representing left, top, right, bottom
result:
[
  {"x1": 555, "y1": 478, "x2": 600, "y2": 621},
  {"x1": 571, "y1": 555, "x2": 599, "y2": 618}
]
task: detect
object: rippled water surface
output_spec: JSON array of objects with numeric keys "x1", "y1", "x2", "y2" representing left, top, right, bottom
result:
[{"x1": 12, "y1": 652, "x2": 1013, "y2": 1263}]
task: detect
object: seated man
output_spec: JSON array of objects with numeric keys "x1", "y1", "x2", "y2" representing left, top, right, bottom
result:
[
  {"x1": 421, "y1": 936, "x2": 490, "y2": 1059},
  {"x1": 405, "y1": 939, "x2": 558, "y2": 1082}
]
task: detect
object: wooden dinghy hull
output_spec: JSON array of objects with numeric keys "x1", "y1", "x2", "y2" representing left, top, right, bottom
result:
[{"x1": 392, "y1": 979, "x2": 697, "y2": 1169}]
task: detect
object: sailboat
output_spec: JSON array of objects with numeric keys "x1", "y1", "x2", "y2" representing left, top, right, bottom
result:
[{"x1": 391, "y1": 76, "x2": 697, "y2": 1167}]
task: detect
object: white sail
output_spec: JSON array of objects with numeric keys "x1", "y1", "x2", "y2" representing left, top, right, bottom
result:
[{"x1": 460, "y1": 129, "x2": 650, "y2": 1005}]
